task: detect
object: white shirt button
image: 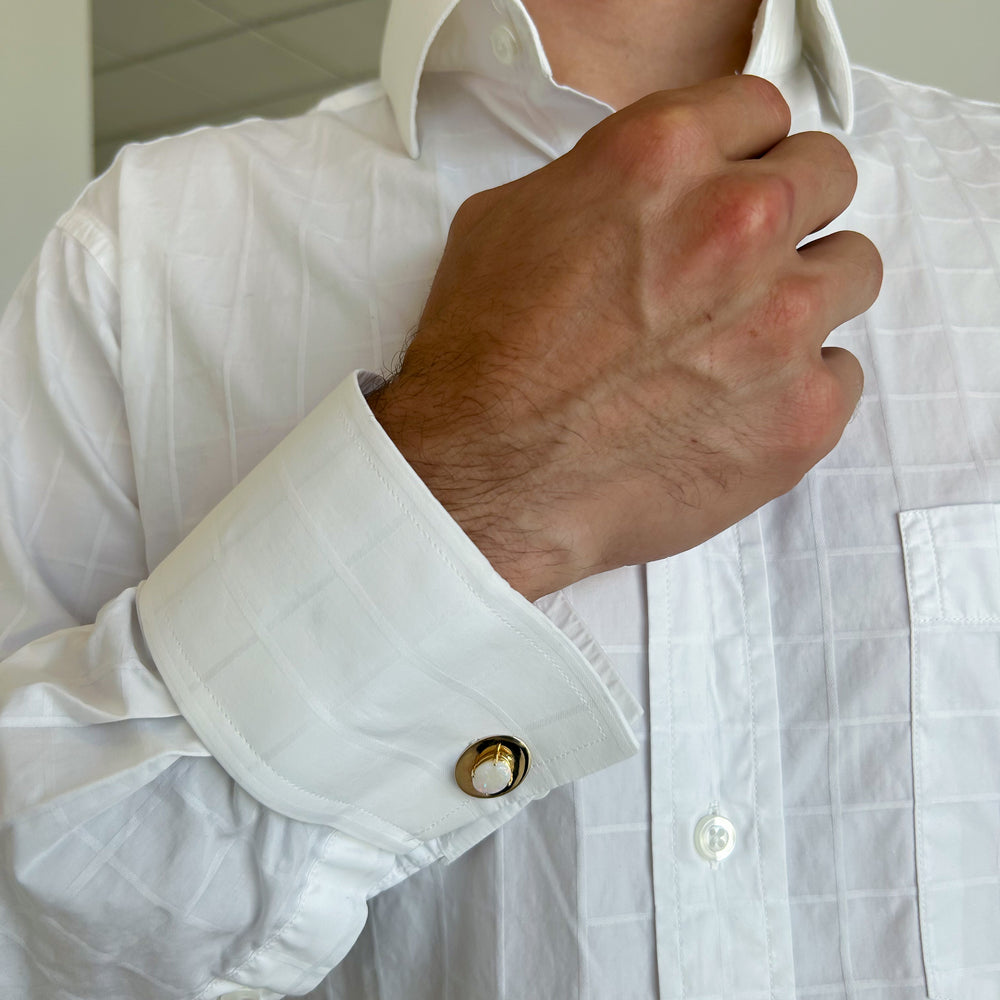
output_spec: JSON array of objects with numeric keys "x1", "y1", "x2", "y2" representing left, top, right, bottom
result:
[
  {"x1": 694, "y1": 813, "x2": 736, "y2": 863},
  {"x1": 490, "y1": 25, "x2": 520, "y2": 66}
]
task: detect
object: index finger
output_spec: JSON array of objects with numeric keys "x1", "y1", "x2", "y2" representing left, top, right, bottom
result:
[{"x1": 637, "y1": 74, "x2": 792, "y2": 161}]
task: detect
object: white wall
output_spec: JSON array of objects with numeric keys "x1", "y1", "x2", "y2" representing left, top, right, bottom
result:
[
  {"x1": 831, "y1": 0, "x2": 1000, "y2": 104},
  {"x1": 0, "y1": 0, "x2": 93, "y2": 309}
]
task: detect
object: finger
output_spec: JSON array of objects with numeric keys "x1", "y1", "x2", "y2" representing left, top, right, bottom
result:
[
  {"x1": 757, "y1": 131, "x2": 858, "y2": 239},
  {"x1": 797, "y1": 229, "x2": 884, "y2": 334},
  {"x1": 633, "y1": 74, "x2": 792, "y2": 161},
  {"x1": 820, "y1": 345, "x2": 865, "y2": 424}
]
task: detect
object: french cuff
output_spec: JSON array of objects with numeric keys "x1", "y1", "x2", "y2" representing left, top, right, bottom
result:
[{"x1": 137, "y1": 371, "x2": 639, "y2": 856}]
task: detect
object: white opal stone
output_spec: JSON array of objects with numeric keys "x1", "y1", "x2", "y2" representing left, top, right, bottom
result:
[{"x1": 471, "y1": 759, "x2": 514, "y2": 795}]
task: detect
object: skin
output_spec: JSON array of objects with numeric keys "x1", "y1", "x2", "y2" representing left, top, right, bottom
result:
[
  {"x1": 369, "y1": 4, "x2": 883, "y2": 601},
  {"x1": 523, "y1": 0, "x2": 764, "y2": 108}
]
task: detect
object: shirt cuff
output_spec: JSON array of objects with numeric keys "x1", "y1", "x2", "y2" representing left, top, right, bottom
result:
[{"x1": 137, "y1": 371, "x2": 639, "y2": 855}]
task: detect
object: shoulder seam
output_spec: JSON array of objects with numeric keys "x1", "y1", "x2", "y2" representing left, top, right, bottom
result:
[{"x1": 55, "y1": 213, "x2": 120, "y2": 292}]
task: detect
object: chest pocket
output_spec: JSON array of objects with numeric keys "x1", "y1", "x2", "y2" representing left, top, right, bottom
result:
[{"x1": 901, "y1": 504, "x2": 1000, "y2": 1000}]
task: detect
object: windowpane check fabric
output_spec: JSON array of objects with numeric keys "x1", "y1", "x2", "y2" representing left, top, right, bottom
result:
[{"x1": 1, "y1": 0, "x2": 1000, "y2": 997}]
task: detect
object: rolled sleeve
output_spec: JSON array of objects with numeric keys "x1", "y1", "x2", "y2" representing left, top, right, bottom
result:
[{"x1": 137, "y1": 371, "x2": 640, "y2": 856}]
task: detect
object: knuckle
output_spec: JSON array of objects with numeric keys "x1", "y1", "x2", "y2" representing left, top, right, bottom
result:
[
  {"x1": 808, "y1": 129, "x2": 856, "y2": 175},
  {"x1": 777, "y1": 366, "x2": 845, "y2": 460},
  {"x1": 829, "y1": 231, "x2": 884, "y2": 309},
  {"x1": 836, "y1": 142, "x2": 859, "y2": 191},
  {"x1": 809, "y1": 133, "x2": 859, "y2": 214},
  {"x1": 767, "y1": 274, "x2": 823, "y2": 334},
  {"x1": 706, "y1": 173, "x2": 794, "y2": 251},
  {"x1": 857, "y1": 232, "x2": 885, "y2": 292},
  {"x1": 739, "y1": 74, "x2": 792, "y2": 129},
  {"x1": 601, "y1": 104, "x2": 710, "y2": 183},
  {"x1": 821, "y1": 133, "x2": 859, "y2": 200},
  {"x1": 803, "y1": 365, "x2": 845, "y2": 425},
  {"x1": 645, "y1": 104, "x2": 709, "y2": 160}
]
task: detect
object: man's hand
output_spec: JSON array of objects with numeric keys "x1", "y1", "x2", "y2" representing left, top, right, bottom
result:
[{"x1": 369, "y1": 75, "x2": 882, "y2": 600}]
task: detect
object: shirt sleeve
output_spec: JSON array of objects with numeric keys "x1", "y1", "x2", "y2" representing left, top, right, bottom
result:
[{"x1": 0, "y1": 218, "x2": 639, "y2": 999}]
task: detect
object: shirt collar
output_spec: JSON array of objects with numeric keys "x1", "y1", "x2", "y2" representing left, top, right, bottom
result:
[{"x1": 381, "y1": 0, "x2": 854, "y2": 159}]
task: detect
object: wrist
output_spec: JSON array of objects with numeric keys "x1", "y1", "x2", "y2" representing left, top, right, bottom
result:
[{"x1": 366, "y1": 377, "x2": 584, "y2": 600}]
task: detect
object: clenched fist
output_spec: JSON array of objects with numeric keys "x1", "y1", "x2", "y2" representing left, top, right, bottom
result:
[{"x1": 369, "y1": 75, "x2": 882, "y2": 600}]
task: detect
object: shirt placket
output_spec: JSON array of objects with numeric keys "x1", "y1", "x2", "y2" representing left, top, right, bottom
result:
[{"x1": 647, "y1": 513, "x2": 796, "y2": 999}]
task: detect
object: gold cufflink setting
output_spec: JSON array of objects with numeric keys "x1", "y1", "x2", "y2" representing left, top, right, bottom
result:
[{"x1": 455, "y1": 736, "x2": 530, "y2": 798}]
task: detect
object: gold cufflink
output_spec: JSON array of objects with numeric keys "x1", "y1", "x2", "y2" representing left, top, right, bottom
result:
[{"x1": 455, "y1": 736, "x2": 530, "y2": 798}]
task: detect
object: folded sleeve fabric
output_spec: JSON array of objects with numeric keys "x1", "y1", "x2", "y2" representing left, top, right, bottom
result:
[
  {"x1": 137, "y1": 367, "x2": 641, "y2": 855},
  {"x1": 0, "y1": 216, "x2": 638, "y2": 999}
]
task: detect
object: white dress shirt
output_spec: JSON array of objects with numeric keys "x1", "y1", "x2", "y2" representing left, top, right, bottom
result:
[{"x1": 1, "y1": 0, "x2": 999, "y2": 997}]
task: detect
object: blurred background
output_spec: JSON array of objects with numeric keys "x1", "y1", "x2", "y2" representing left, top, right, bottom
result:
[{"x1": 3, "y1": 0, "x2": 1000, "y2": 306}]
